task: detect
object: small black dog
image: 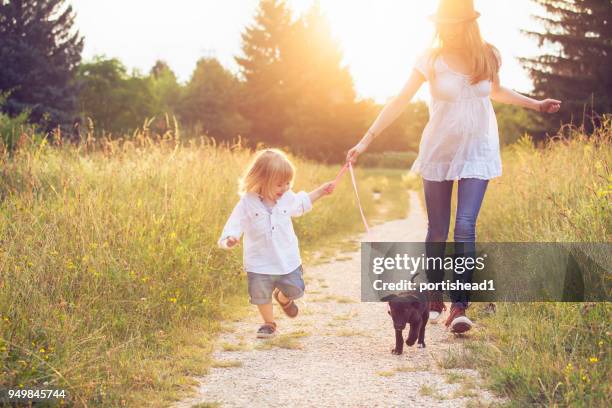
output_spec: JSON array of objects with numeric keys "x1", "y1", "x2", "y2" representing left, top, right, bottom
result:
[{"x1": 385, "y1": 291, "x2": 429, "y2": 355}]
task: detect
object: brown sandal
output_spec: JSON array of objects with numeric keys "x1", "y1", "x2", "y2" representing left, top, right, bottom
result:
[
  {"x1": 273, "y1": 289, "x2": 299, "y2": 318},
  {"x1": 256, "y1": 321, "x2": 277, "y2": 338}
]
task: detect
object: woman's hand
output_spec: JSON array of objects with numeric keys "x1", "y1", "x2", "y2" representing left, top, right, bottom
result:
[
  {"x1": 537, "y1": 99, "x2": 562, "y2": 113},
  {"x1": 346, "y1": 141, "x2": 368, "y2": 164}
]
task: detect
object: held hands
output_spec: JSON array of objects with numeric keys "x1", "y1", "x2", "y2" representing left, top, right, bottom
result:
[{"x1": 538, "y1": 99, "x2": 562, "y2": 113}]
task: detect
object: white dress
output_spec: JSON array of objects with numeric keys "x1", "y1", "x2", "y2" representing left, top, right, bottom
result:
[{"x1": 409, "y1": 49, "x2": 502, "y2": 182}]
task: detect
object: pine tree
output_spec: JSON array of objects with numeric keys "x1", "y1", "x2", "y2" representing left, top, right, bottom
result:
[
  {"x1": 235, "y1": 0, "x2": 294, "y2": 145},
  {"x1": 520, "y1": 0, "x2": 612, "y2": 132},
  {"x1": 0, "y1": 0, "x2": 84, "y2": 128}
]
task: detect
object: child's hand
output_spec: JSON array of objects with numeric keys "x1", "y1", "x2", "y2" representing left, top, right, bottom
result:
[
  {"x1": 309, "y1": 181, "x2": 336, "y2": 203},
  {"x1": 225, "y1": 236, "x2": 239, "y2": 248},
  {"x1": 322, "y1": 181, "x2": 336, "y2": 196}
]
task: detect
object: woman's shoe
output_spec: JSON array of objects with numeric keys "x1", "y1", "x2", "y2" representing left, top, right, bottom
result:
[
  {"x1": 427, "y1": 291, "x2": 446, "y2": 323},
  {"x1": 445, "y1": 305, "x2": 473, "y2": 333},
  {"x1": 429, "y1": 300, "x2": 446, "y2": 323},
  {"x1": 256, "y1": 321, "x2": 277, "y2": 339}
]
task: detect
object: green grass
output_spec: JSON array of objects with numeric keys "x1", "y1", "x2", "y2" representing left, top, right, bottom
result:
[
  {"x1": 452, "y1": 119, "x2": 612, "y2": 407},
  {"x1": 220, "y1": 342, "x2": 250, "y2": 352},
  {"x1": 0, "y1": 127, "x2": 409, "y2": 407},
  {"x1": 419, "y1": 384, "x2": 446, "y2": 400},
  {"x1": 254, "y1": 332, "x2": 307, "y2": 350},
  {"x1": 404, "y1": 119, "x2": 611, "y2": 406},
  {"x1": 211, "y1": 359, "x2": 242, "y2": 368}
]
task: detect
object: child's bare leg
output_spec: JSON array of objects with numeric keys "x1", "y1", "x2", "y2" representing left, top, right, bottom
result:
[
  {"x1": 276, "y1": 290, "x2": 290, "y2": 305},
  {"x1": 257, "y1": 303, "x2": 274, "y2": 323}
]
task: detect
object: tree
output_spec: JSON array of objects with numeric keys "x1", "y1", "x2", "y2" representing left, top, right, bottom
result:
[
  {"x1": 281, "y1": 3, "x2": 362, "y2": 161},
  {"x1": 149, "y1": 60, "x2": 182, "y2": 116},
  {"x1": 235, "y1": 0, "x2": 294, "y2": 145},
  {"x1": 0, "y1": 0, "x2": 83, "y2": 128},
  {"x1": 520, "y1": 0, "x2": 612, "y2": 134},
  {"x1": 178, "y1": 58, "x2": 249, "y2": 141},
  {"x1": 77, "y1": 57, "x2": 157, "y2": 133}
]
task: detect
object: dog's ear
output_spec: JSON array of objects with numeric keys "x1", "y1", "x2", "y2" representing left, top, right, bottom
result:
[{"x1": 381, "y1": 294, "x2": 398, "y2": 302}]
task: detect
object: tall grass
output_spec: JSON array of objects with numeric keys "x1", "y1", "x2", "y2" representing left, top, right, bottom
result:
[
  {"x1": 0, "y1": 123, "x2": 405, "y2": 407},
  {"x1": 466, "y1": 118, "x2": 611, "y2": 406}
]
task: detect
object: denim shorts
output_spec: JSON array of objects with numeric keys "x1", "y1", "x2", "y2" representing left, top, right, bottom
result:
[{"x1": 246, "y1": 265, "x2": 305, "y2": 305}]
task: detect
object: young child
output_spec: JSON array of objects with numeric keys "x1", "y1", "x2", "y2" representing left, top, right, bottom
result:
[{"x1": 218, "y1": 149, "x2": 335, "y2": 338}]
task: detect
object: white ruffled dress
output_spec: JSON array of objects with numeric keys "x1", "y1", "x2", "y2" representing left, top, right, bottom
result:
[{"x1": 409, "y1": 49, "x2": 502, "y2": 182}]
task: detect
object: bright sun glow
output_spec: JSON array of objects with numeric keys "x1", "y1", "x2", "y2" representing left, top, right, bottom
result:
[
  {"x1": 288, "y1": 0, "x2": 437, "y2": 102},
  {"x1": 71, "y1": 0, "x2": 542, "y2": 103}
]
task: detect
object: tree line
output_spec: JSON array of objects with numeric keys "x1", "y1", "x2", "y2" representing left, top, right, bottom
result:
[{"x1": 1, "y1": 0, "x2": 610, "y2": 161}]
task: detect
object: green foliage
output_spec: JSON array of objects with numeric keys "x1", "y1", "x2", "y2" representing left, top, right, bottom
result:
[
  {"x1": 0, "y1": 0, "x2": 83, "y2": 127},
  {"x1": 235, "y1": 0, "x2": 294, "y2": 145},
  {"x1": 369, "y1": 101, "x2": 428, "y2": 153},
  {"x1": 178, "y1": 58, "x2": 250, "y2": 141},
  {"x1": 280, "y1": 4, "x2": 366, "y2": 162},
  {"x1": 521, "y1": 0, "x2": 612, "y2": 134},
  {"x1": 0, "y1": 95, "x2": 33, "y2": 153},
  {"x1": 0, "y1": 124, "x2": 406, "y2": 405},
  {"x1": 149, "y1": 60, "x2": 182, "y2": 116},
  {"x1": 232, "y1": 1, "x2": 431, "y2": 162},
  {"x1": 493, "y1": 101, "x2": 542, "y2": 145},
  {"x1": 465, "y1": 118, "x2": 612, "y2": 406},
  {"x1": 478, "y1": 116, "x2": 611, "y2": 242},
  {"x1": 77, "y1": 57, "x2": 157, "y2": 134},
  {"x1": 470, "y1": 303, "x2": 610, "y2": 407}
]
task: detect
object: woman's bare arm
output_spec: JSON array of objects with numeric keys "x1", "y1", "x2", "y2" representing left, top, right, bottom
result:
[
  {"x1": 346, "y1": 70, "x2": 425, "y2": 162},
  {"x1": 491, "y1": 82, "x2": 561, "y2": 113}
]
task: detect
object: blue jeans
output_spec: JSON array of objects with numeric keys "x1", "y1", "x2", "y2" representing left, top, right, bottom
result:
[{"x1": 423, "y1": 177, "x2": 489, "y2": 309}]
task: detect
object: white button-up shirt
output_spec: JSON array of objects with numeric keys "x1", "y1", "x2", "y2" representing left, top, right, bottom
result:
[{"x1": 218, "y1": 190, "x2": 313, "y2": 275}]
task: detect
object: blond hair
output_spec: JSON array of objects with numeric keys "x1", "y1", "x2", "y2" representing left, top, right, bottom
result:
[
  {"x1": 239, "y1": 149, "x2": 295, "y2": 199},
  {"x1": 427, "y1": 20, "x2": 501, "y2": 86}
]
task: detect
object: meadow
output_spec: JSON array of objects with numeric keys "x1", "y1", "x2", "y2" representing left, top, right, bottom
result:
[
  {"x1": 414, "y1": 118, "x2": 611, "y2": 407},
  {"x1": 0, "y1": 122, "x2": 408, "y2": 406},
  {"x1": 0, "y1": 117, "x2": 610, "y2": 407}
]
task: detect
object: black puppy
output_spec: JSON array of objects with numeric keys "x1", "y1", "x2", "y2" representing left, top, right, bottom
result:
[{"x1": 385, "y1": 292, "x2": 429, "y2": 355}]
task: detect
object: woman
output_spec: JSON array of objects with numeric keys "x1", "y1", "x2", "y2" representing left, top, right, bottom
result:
[{"x1": 346, "y1": 0, "x2": 561, "y2": 333}]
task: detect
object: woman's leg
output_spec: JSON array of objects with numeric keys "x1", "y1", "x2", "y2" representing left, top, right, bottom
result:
[
  {"x1": 449, "y1": 178, "x2": 489, "y2": 310},
  {"x1": 423, "y1": 178, "x2": 453, "y2": 282},
  {"x1": 423, "y1": 178, "x2": 453, "y2": 243},
  {"x1": 423, "y1": 178, "x2": 453, "y2": 320}
]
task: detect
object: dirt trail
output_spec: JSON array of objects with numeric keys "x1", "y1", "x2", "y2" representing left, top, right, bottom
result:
[{"x1": 172, "y1": 191, "x2": 501, "y2": 408}]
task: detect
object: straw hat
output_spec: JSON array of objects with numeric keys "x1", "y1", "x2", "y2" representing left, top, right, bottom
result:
[{"x1": 429, "y1": 0, "x2": 481, "y2": 24}]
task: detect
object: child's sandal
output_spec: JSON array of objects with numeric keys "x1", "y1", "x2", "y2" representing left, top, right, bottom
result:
[
  {"x1": 256, "y1": 321, "x2": 277, "y2": 339},
  {"x1": 273, "y1": 288, "x2": 299, "y2": 318}
]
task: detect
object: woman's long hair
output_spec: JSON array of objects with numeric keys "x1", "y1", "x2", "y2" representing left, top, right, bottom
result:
[{"x1": 428, "y1": 20, "x2": 501, "y2": 86}]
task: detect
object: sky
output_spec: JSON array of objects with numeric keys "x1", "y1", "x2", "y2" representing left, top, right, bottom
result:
[{"x1": 69, "y1": 0, "x2": 547, "y2": 103}]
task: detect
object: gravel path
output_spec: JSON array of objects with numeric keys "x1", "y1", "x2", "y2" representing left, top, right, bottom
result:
[{"x1": 172, "y1": 191, "x2": 502, "y2": 408}]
